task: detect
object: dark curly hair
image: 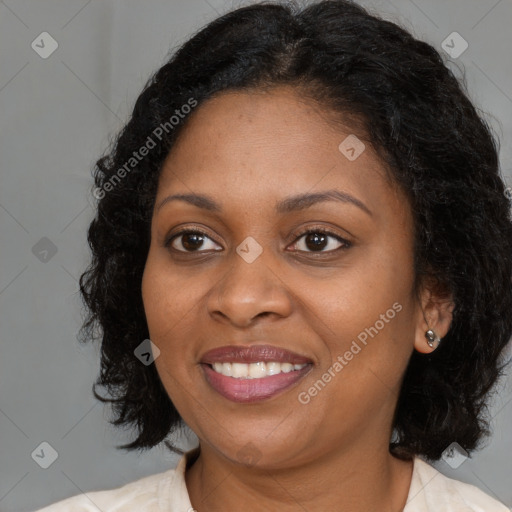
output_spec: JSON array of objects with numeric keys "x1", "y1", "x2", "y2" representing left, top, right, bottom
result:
[{"x1": 78, "y1": 0, "x2": 512, "y2": 461}]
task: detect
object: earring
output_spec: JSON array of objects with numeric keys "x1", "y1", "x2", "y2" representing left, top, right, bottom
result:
[{"x1": 425, "y1": 329, "x2": 441, "y2": 348}]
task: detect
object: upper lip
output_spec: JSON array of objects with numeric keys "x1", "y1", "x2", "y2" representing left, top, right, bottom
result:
[{"x1": 200, "y1": 344, "x2": 313, "y2": 365}]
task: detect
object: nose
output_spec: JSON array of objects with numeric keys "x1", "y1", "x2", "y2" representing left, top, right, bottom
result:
[{"x1": 206, "y1": 247, "x2": 293, "y2": 328}]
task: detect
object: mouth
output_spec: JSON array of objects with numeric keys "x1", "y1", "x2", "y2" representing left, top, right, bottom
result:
[
  {"x1": 200, "y1": 344, "x2": 313, "y2": 403},
  {"x1": 209, "y1": 361, "x2": 308, "y2": 378}
]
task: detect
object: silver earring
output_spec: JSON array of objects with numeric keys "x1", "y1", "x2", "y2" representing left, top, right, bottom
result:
[{"x1": 425, "y1": 329, "x2": 440, "y2": 348}]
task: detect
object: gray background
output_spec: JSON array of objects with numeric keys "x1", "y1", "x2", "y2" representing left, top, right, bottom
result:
[{"x1": 0, "y1": 0, "x2": 511, "y2": 510}]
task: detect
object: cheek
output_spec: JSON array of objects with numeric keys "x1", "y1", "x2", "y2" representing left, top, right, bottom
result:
[
  {"x1": 310, "y1": 256, "x2": 412, "y2": 335},
  {"x1": 305, "y1": 254, "x2": 416, "y2": 388},
  {"x1": 141, "y1": 256, "x2": 203, "y2": 411},
  {"x1": 141, "y1": 252, "x2": 202, "y2": 343},
  {"x1": 141, "y1": 250, "x2": 218, "y2": 403}
]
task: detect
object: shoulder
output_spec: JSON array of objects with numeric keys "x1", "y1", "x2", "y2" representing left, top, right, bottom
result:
[
  {"x1": 32, "y1": 467, "x2": 178, "y2": 512},
  {"x1": 405, "y1": 457, "x2": 509, "y2": 512}
]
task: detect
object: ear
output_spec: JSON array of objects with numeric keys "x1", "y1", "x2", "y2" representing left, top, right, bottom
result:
[{"x1": 414, "y1": 278, "x2": 455, "y2": 354}]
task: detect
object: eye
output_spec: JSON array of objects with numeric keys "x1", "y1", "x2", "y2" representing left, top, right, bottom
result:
[
  {"x1": 165, "y1": 226, "x2": 352, "y2": 254},
  {"x1": 288, "y1": 227, "x2": 351, "y2": 253},
  {"x1": 165, "y1": 229, "x2": 221, "y2": 253}
]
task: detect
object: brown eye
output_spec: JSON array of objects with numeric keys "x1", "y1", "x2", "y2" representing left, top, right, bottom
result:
[
  {"x1": 289, "y1": 228, "x2": 351, "y2": 253},
  {"x1": 166, "y1": 230, "x2": 221, "y2": 253}
]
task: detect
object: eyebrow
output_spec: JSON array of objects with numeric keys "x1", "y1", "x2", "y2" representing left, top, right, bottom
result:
[{"x1": 156, "y1": 189, "x2": 372, "y2": 216}]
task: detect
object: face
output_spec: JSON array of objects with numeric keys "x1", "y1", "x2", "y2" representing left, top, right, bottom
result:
[{"x1": 141, "y1": 86, "x2": 429, "y2": 469}]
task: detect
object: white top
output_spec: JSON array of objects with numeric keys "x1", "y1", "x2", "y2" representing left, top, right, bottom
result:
[{"x1": 33, "y1": 448, "x2": 508, "y2": 511}]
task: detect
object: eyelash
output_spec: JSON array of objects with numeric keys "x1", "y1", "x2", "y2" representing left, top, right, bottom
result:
[{"x1": 164, "y1": 226, "x2": 352, "y2": 255}]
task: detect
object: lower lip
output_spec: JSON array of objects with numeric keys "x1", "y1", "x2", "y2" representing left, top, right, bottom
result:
[{"x1": 202, "y1": 363, "x2": 312, "y2": 403}]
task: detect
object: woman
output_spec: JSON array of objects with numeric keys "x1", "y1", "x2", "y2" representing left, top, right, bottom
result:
[{"x1": 35, "y1": 0, "x2": 512, "y2": 510}]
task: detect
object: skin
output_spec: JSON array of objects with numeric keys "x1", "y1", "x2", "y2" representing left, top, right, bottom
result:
[{"x1": 141, "y1": 85, "x2": 454, "y2": 512}]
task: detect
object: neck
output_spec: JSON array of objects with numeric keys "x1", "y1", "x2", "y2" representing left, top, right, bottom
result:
[{"x1": 185, "y1": 440, "x2": 414, "y2": 512}]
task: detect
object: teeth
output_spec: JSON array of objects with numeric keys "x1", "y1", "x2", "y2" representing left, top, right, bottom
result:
[
  {"x1": 222, "y1": 362, "x2": 232, "y2": 376},
  {"x1": 281, "y1": 363, "x2": 293, "y2": 373},
  {"x1": 210, "y1": 361, "x2": 307, "y2": 379},
  {"x1": 266, "y1": 362, "x2": 280, "y2": 375},
  {"x1": 232, "y1": 363, "x2": 248, "y2": 378},
  {"x1": 249, "y1": 362, "x2": 267, "y2": 378}
]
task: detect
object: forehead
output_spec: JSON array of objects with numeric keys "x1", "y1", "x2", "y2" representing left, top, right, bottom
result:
[{"x1": 156, "y1": 86, "x2": 406, "y2": 222}]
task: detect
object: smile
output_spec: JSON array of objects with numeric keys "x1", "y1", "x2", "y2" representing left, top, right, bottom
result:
[
  {"x1": 210, "y1": 361, "x2": 308, "y2": 378},
  {"x1": 200, "y1": 344, "x2": 313, "y2": 403}
]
